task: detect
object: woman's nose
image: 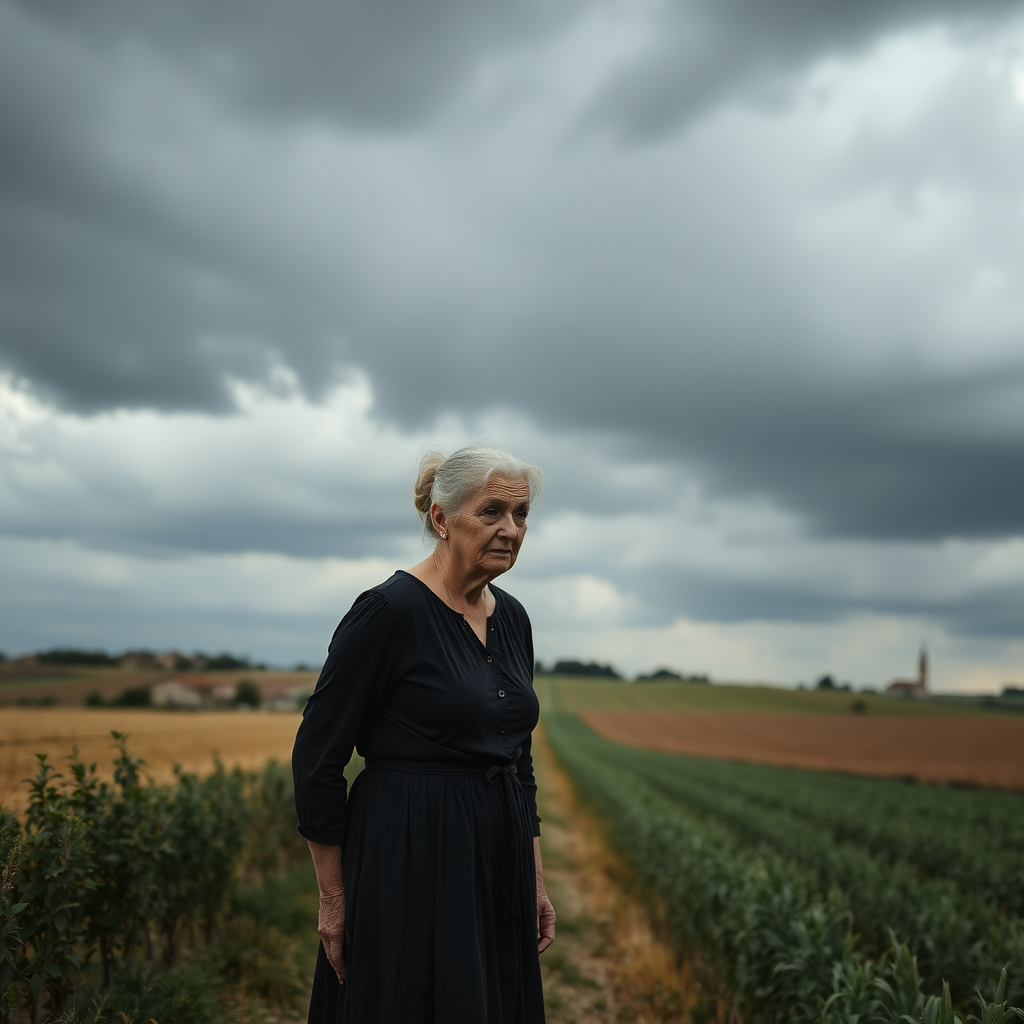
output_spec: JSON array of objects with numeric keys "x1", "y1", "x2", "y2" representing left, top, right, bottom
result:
[{"x1": 496, "y1": 513, "x2": 518, "y2": 536}]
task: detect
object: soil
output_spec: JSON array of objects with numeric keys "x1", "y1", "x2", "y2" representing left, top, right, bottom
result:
[
  {"x1": 582, "y1": 711, "x2": 1024, "y2": 790},
  {"x1": 535, "y1": 725, "x2": 732, "y2": 1024}
]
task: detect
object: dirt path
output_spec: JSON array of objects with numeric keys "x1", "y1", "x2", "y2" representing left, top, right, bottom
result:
[
  {"x1": 583, "y1": 711, "x2": 1024, "y2": 789},
  {"x1": 534, "y1": 726, "x2": 729, "y2": 1024}
]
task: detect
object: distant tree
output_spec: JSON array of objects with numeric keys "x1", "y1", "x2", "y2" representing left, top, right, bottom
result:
[
  {"x1": 293, "y1": 662, "x2": 311, "y2": 672},
  {"x1": 234, "y1": 679, "x2": 261, "y2": 708},
  {"x1": 816, "y1": 675, "x2": 836, "y2": 690},
  {"x1": 37, "y1": 648, "x2": 118, "y2": 666},
  {"x1": 85, "y1": 691, "x2": 104, "y2": 707},
  {"x1": 534, "y1": 660, "x2": 546, "y2": 675},
  {"x1": 551, "y1": 660, "x2": 621, "y2": 679},
  {"x1": 636, "y1": 668, "x2": 682, "y2": 682},
  {"x1": 0, "y1": 650, "x2": 7, "y2": 662},
  {"x1": 206, "y1": 653, "x2": 250, "y2": 671},
  {"x1": 1003, "y1": 686, "x2": 1024, "y2": 699},
  {"x1": 113, "y1": 686, "x2": 151, "y2": 707}
]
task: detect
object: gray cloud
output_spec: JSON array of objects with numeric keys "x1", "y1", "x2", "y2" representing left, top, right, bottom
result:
[
  {"x1": 2, "y1": 0, "x2": 1022, "y2": 584},
  {"x1": 583, "y1": 0, "x2": 1021, "y2": 139},
  {"x1": 9, "y1": 0, "x2": 579, "y2": 130}
]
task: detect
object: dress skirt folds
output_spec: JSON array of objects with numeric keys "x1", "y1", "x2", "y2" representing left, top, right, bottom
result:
[{"x1": 308, "y1": 762, "x2": 544, "y2": 1024}]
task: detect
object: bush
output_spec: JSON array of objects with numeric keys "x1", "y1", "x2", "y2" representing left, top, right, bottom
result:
[
  {"x1": 234, "y1": 679, "x2": 261, "y2": 708},
  {"x1": 0, "y1": 736, "x2": 309, "y2": 1021},
  {"x1": 112, "y1": 687, "x2": 151, "y2": 707}
]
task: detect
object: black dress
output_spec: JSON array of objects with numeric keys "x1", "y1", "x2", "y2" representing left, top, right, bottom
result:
[{"x1": 292, "y1": 571, "x2": 546, "y2": 1024}]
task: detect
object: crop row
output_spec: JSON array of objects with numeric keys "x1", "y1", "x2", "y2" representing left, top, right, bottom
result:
[
  {"x1": 605, "y1": 742, "x2": 1021, "y2": 996},
  {"x1": 616, "y1": 748, "x2": 1024, "y2": 916},
  {"x1": 0, "y1": 733, "x2": 306, "y2": 1024},
  {"x1": 545, "y1": 712, "x2": 1024, "y2": 1024}
]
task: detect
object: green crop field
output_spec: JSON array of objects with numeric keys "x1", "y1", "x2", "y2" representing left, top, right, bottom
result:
[
  {"x1": 544, "y1": 675, "x2": 1014, "y2": 716},
  {"x1": 540, "y1": 685, "x2": 1024, "y2": 1024}
]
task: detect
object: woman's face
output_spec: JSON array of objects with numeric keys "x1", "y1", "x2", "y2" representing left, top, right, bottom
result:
[{"x1": 443, "y1": 474, "x2": 531, "y2": 579}]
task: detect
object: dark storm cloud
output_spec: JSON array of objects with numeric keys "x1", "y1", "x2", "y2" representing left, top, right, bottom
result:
[
  {"x1": 360, "y1": 302, "x2": 1024, "y2": 540},
  {"x1": 1, "y1": 0, "x2": 1022, "y2": 566},
  {"x1": 4, "y1": 493, "x2": 412, "y2": 562},
  {"x1": 584, "y1": 0, "x2": 1022, "y2": 138},
  {"x1": 8, "y1": 0, "x2": 579, "y2": 130}
]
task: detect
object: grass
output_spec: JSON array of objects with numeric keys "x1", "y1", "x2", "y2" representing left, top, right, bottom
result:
[{"x1": 541, "y1": 676, "x2": 1009, "y2": 716}]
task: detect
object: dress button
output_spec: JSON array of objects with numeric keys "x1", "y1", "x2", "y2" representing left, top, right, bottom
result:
[
  {"x1": 499, "y1": 726, "x2": 506, "y2": 734},
  {"x1": 498, "y1": 689, "x2": 505, "y2": 698},
  {"x1": 486, "y1": 655, "x2": 493, "y2": 663}
]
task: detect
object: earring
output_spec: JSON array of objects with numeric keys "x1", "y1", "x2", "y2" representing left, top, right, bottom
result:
[{"x1": 440, "y1": 532, "x2": 448, "y2": 541}]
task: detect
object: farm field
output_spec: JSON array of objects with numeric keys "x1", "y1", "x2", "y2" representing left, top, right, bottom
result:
[
  {"x1": 535, "y1": 724, "x2": 720, "y2": 1024},
  {"x1": 0, "y1": 707, "x2": 303, "y2": 813},
  {"x1": 2, "y1": 707, "x2": 693, "y2": 1023},
  {"x1": 6, "y1": 678, "x2": 1024, "y2": 1021},
  {"x1": 584, "y1": 710, "x2": 1024, "y2": 788},
  {"x1": 549, "y1": 676, "x2": 1019, "y2": 716},
  {"x1": 539, "y1": 676, "x2": 1024, "y2": 1022}
]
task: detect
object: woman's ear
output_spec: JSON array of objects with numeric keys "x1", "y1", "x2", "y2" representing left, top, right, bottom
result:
[{"x1": 431, "y1": 502, "x2": 448, "y2": 539}]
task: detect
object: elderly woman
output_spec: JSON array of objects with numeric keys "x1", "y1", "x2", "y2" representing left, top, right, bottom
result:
[{"x1": 292, "y1": 445, "x2": 555, "y2": 1024}]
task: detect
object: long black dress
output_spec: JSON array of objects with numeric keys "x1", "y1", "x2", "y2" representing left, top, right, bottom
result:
[{"x1": 292, "y1": 570, "x2": 546, "y2": 1024}]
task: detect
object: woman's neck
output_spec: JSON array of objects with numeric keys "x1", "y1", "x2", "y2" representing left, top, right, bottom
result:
[{"x1": 431, "y1": 548, "x2": 490, "y2": 613}]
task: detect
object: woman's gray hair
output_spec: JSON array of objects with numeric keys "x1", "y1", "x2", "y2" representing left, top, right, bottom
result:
[{"x1": 413, "y1": 444, "x2": 544, "y2": 540}]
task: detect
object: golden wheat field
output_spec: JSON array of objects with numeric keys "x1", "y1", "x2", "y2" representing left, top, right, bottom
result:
[{"x1": 0, "y1": 707, "x2": 303, "y2": 813}]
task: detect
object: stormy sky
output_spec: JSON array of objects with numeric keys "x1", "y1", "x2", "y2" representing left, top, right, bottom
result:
[{"x1": 2, "y1": 0, "x2": 1022, "y2": 690}]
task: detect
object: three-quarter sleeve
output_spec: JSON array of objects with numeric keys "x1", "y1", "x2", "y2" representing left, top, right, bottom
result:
[{"x1": 292, "y1": 590, "x2": 400, "y2": 846}]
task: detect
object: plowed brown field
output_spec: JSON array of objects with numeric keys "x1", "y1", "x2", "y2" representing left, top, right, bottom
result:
[
  {"x1": 583, "y1": 711, "x2": 1024, "y2": 789},
  {"x1": 0, "y1": 708, "x2": 302, "y2": 813}
]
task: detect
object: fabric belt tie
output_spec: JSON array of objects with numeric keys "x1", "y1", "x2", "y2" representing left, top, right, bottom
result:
[{"x1": 363, "y1": 756, "x2": 534, "y2": 923}]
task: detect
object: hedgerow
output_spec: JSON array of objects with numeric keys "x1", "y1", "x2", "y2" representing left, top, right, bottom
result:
[
  {"x1": 545, "y1": 711, "x2": 1024, "y2": 1024},
  {"x1": 0, "y1": 733, "x2": 312, "y2": 1024}
]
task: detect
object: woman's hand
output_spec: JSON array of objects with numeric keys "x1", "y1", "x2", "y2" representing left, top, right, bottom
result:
[
  {"x1": 537, "y1": 889, "x2": 556, "y2": 953},
  {"x1": 306, "y1": 840, "x2": 346, "y2": 985},
  {"x1": 534, "y1": 837, "x2": 556, "y2": 953},
  {"x1": 318, "y1": 889, "x2": 347, "y2": 984}
]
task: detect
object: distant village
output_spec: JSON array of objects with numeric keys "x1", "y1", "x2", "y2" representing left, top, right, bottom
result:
[
  {"x1": 3, "y1": 646, "x2": 1021, "y2": 709},
  {"x1": 1, "y1": 647, "x2": 311, "y2": 711}
]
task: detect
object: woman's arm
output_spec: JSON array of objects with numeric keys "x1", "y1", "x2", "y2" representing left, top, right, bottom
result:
[
  {"x1": 293, "y1": 591, "x2": 400, "y2": 851},
  {"x1": 534, "y1": 836, "x2": 555, "y2": 953},
  {"x1": 307, "y1": 840, "x2": 346, "y2": 984}
]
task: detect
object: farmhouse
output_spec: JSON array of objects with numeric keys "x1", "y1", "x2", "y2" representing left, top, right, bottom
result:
[
  {"x1": 151, "y1": 676, "x2": 235, "y2": 709},
  {"x1": 885, "y1": 648, "x2": 928, "y2": 698}
]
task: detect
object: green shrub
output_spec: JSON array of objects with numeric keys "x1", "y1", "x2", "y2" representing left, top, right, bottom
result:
[
  {"x1": 234, "y1": 679, "x2": 261, "y2": 708},
  {"x1": 0, "y1": 735, "x2": 311, "y2": 1022}
]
